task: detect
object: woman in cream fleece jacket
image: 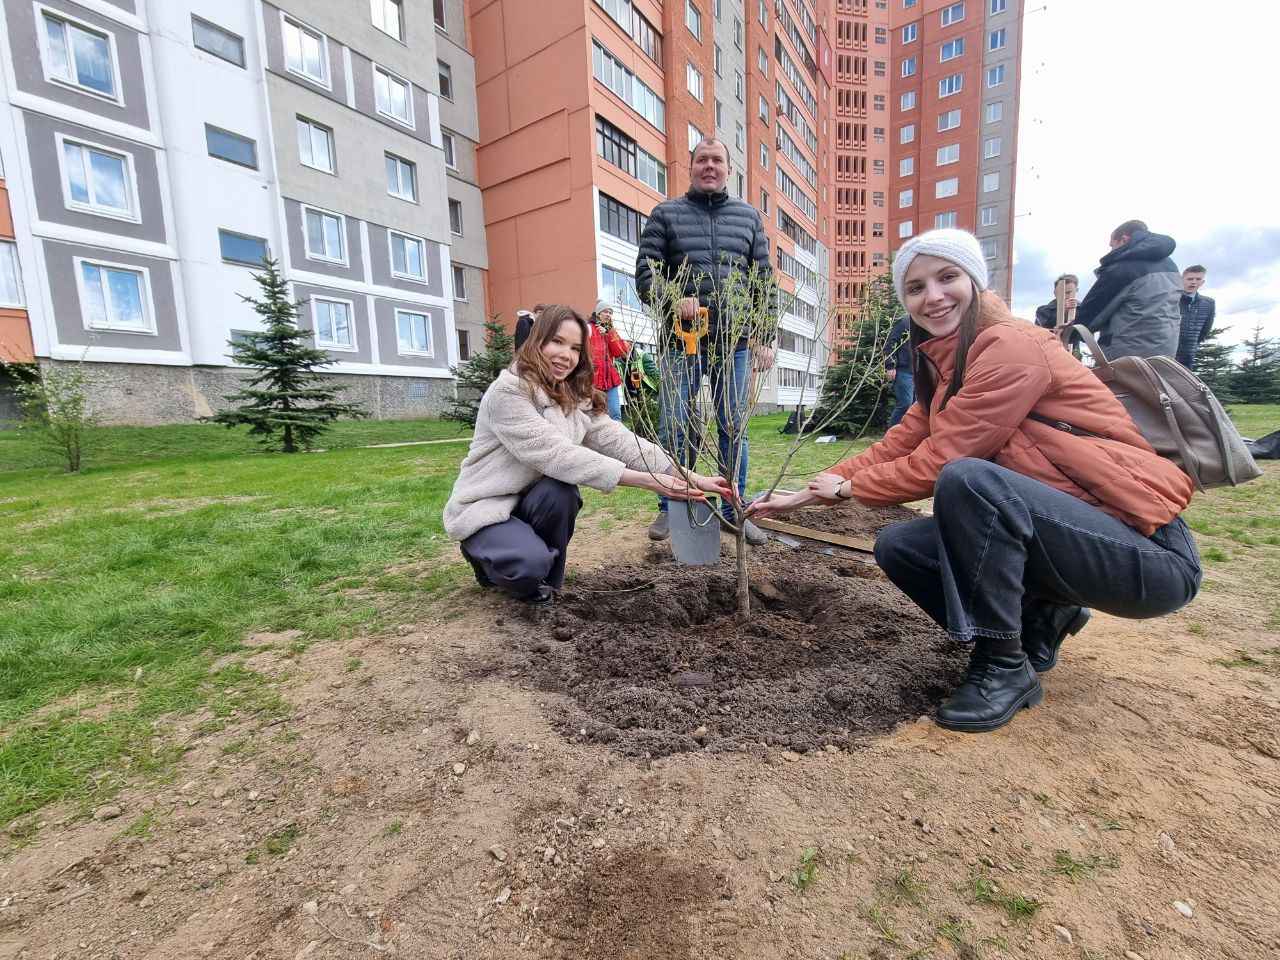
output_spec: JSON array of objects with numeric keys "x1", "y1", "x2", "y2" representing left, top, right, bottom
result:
[{"x1": 444, "y1": 305, "x2": 731, "y2": 604}]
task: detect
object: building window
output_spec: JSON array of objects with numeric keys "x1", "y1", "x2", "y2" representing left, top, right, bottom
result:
[
  {"x1": 984, "y1": 136, "x2": 1002, "y2": 159},
  {"x1": 734, "y1": 16, "x2": 742, "y2": 48},
  {"x1": 687, "y1": 123, "x2": 703, "y2": 153},
  {"x1": 987, "y1": 64, "x2": 1006, "y2": 87},
  {"x1": 901, "y1": 23, "x2": 917, "y2": 43},
  {"x1": 758, "y1": 47, "x2": 768, "y2": 75},
  {"x1": 898, "y1": 189, "x2": 913, "y2": 208},
  {"x1": 941, "y1": 38, "x2": 964, "y2": 63},
  {"x1": 41, "y1": 12, "x2": 118, "y2": 99},
  {"x1": 986, "y1": 101, "x2": 1004, "y2": 123},
  {"x1": 898, "y1": 220, "x2": 913, "y2": 239},
  {"x1": 434, "y1": 0, "x2": 446, "y2": 29},
  {"x1": 900, "y1": 90, "x2": 916, "y2": 111},
  {"x1": 297, "y1": 117, "x2": 335, "y2": 173},
  {"x1": 192, "y1": 16, "x2": 246, "y2": 68},
  {"x1": 758, "y1": 94, "x2": 769, "y2": 122},
  {"x1": 457, "y1": 329, "x2": 470, "y2": 361},
  {"x1": 218, "y1": 230, "x2": 269, "y2": 266},
  {"x1": 60, "y1": 138, "x2": 136, "y2": 220},
  {"x1": 686, "y1": 0, "x2": 702, "y2": 40},
  {"x1": 989, "y1": 28, "x2": 1007, "y2": 51},
  {"x1": 735, "y1": 70, "x2": 744, "y2": 100},
  {"x1": 759, "y1": 142, "x2": 769, "y2": 169},
  {"x1": 736, "y1": 172, "x2": 744, "y2": 197},
  {"x1": 936, "y1": 143, "x2": 959, "y2": 165},
  {"x1": 78, "y1": 259, "x2": 151, "y2": 333},
  {"x1": 385, "y1": 153, "x2": 417, "y2": 201},
  {"x1": 938, "y1": 73, "x2": 963, "y2": 97},
  {"x1": 980, "y1": 205, "x2": 998, "y2": 226},
  {"x1": 935, "y1": 177, "x2": 958, "y2": 198},
  {"x1": 941, "y1": 2, "x2": 965, "y2": 26},
  {"x1": 601, "y1": 264, "x2": 644, "y2": 311},
  {"x1": 374, "y1": 65, "x2": 414, "y2": 126},
  {"x1": 598, "y1": 192, "x2": 648, "y2": 245},
  {"x1": 758, "y1": 0, "x2": 767, "y2": 25},
  {"x1": 899, "y1": 156, "x2": 914, "y2": 176},
  {"x1": 982, "y1": 237, "x2": 999, "y2": 260},
  {"x1": 874, "y1": 94, "x2": 886, "y2": 111},
  {"x1": 452, "y1": 264, "x2": 466, "y2": 300},
  {"x1": 438, "y1": 60, "x2": 453, "y2": 99},
  {"x1": 990, "y1": 0, "x2": 1007, "y2": 13},
  {"x1": 735, "y1": 121, "x2": 744, "y2": 150},
  {"x1": 714, "y1": 43, "x2": 724, "y2": 76},
  {"x1": 686, "y1": 62, "x2": 703, "y2": 101},
  {"x1": 759, "y1": 189, "x2": 768, "y2": 214},
  {"x1": 313, "y1": 298, "x2": 355, "y2": 349},
  {"x1": 934, "y1": 211, "x2": 957, "y2": 229},
  {"x1": 442, "y1": 131, "x2": 456, "y2": 168},
  {"x1": 303, "y1": 206, "x2": 346, "y2": 263},
  {"x1": 448, "y1": 198, "x2": 463, "y2": 235},
  {"x1": 899, "y1": 123, "x2": 915, "y2": 144},
  {"x1": 983, "y1": 171, "x2": 1000, "y2": 192},
  {"x1": 715, "y1": 99, "x2": 723, "y2": 127},
  {"x1": 900, "y1": 56, "x2": 916, "y2": 78},
  {"x1": 0, "y1": 242, "x2": 24, "y2": 308},
  {"x1": 396, "y1": 309, "x2": 431, "y2": 355},
  {"x1": 371, "y1": 0, "x2": 404, "y2": 41},
  {"x1": 938, "y1": 108, "x2": 961, "y2": 131},
  {"x1": 389, "y1": 231, "x2": 426, "y2": 281},
  {"x1": 282, "y1": 16, "x2": 328, "y2": 86},
  {"x1": 205, "y1": 124, "x2": 257, "y2": 169},
  {"x1": 592, "y1": 39, "x2": 666, "y2": 130}
]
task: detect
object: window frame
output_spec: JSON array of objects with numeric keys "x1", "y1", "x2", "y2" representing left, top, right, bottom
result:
[
  {"x1": 373, "y1": 63, "x2": 416, "y2": 128},
  {"x1": 385, "y1": 151, "x2": 418, "y2": 202},
  {"x1": 940, "y1": 2, "x2": 965, "y2": 26},
  {"x1": 980, "y1": 205, "x2": 998, "y2": 227},
  {"x1": 387, "y1": 229, "x2": 428, "y2": 283},
  {"x1": 296, "y1": 116, "x2": 336, "y2": 174},
  {"x1": 74, "y1": 256, "x2": 154, "y2": 335},
  {"x1": 935, "y1": 177, "x2": 959, "y2": 199},
  {"x1": 0, "y1": 241, "x2": 25, "y2": 309},
  {"x1": 437, "y1": 59, "x2": 453, "y2": 100},
  {"x1": 989, "y1": 27, "x2": 1007, "y2": 51},
  {"x1": 987, "y1": 64, "x2": 1006, "y2": 87},
  {"x1": 938, "y1": 108, "x2": 962, "y2": 131},
  {"x1": 205, "y1": 124, "x2": 258, "y2": 170},
  {"x1": 938, "y1": 73, "x2": 963, "y2": 98},
  {"x1": 934, "y1": 211, "x2": 957, "y2": 229},
  {"x1": 899, "y1": 156, "x2": 914, "y2": 176},
  {"x1": 448, "y1": 198, "x2": 464, "y2": 237},
  {"x1": 39, "y1": 7, "x2": 123, "y2": 103},
  {"x1": 218, "y1": 229, "x2": 270, "y2": 268},
  {"x1": 901, "y1": 23, "x2": 917, "y2": 43},
  {"x1": 983, "y1": 136, "x2": 1002, "y2": 159},
  {"x1": 897, "y1": 188, "x2": 913, "y2": 208},
  {"x1": 370, "y1": 0, "x2": 405, "y2": 42},
  {"x1": 899, "y1": 123, "x2": 915, "y2": 144},
  {"x1": 898, "y1": 220, "x2": 913, "y2": 239},
  {"x1": 441, "y1": 131, "x2": 457, "y2": 169},
  {"x1": 900, "y1": 90, "x2": 916, "y2": 111},
  {"x1": 191, "y1": 15, "x2": 246, "y2": 68},
  {"x1": 686, "y1": 61, "x2": 704, "y2": 102},
  {"x1": 983, "y1": 171, "x2": 1000, "y2": 193},
  {"x1": 281, "y1": 14, "x2": 331, "y2": 88},
  {"x1": 940, "y1": 37, "x2": 964, "y2": 62},
  {"x1": 434, "y1": 0, "x2": 446, "y2": 30},
  {"x1": 900, "y1": 56, "x2": 916, "y2": 78},
  {"x1": 395, "y1": 308, "x2": 433, "y2": 357},
  {"x1": 301, "y1": 204, "x2": 348, "y2": 265},
  {"x1": 936, "y1": 143, "x2": 960, "y2": 166},
  {"x1": 990, "y1": 0, "x2": 1007, "y2": 13},
  {"x1": 312, "y1": 295, "x2": 358, "y2": 352},
  {"x1": 986, "y1": 101, "x2": 1004, "y2": 124},
  {"x1": 686, "y1": 0, "x2": 702, "y2": 40},
  {"x1": 452, "y1": 263, "x2": 467, "y2": 301},
  {"x1": 56, "y1": 133, "x2": 140, "y2": 222}
]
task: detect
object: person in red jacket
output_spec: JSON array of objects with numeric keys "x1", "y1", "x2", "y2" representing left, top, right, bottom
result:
[
  {"x1": 588, "y1": 300, "x2": 630, "y2": 421},
  {"x1": 748, "y1": 229, "x2": 1202, "y2": 734}
]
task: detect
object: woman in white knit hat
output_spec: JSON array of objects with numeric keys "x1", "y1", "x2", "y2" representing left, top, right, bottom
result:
[{"x1": 749, "y1": 229, "x2": 1201, "y2": 733}]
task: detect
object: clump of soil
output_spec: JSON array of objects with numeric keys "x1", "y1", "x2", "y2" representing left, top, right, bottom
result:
[
  {"x1": 516, "y1": 505, "x2": 966, "y2": 757},
  {"x1": 789, "y1": 502, "x2": 921, "y2": 538}
]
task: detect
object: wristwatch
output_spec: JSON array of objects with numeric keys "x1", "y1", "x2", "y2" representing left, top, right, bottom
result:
[{"x1": 835, "y1": 478, "x2": 854, "y2": 500}]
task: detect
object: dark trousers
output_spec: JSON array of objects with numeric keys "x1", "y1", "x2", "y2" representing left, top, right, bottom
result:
[
  {"x1": 888, "y1": 369, "x2": 915, "y2": 428},
  {"x1": 873, "y1": 459, "x2": 1202, "y2": 654},
  {"x1": 461, "y1": 478, "x2": 582, "y2": 598}
]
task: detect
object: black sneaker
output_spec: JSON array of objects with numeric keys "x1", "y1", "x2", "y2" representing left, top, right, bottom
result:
[
  {"x1": 935, "y1": 652, "x2": 1043, "y2": 733},
  {"x1": 519, "y1": 584, "x2": 554, "y2": 606},
  {"x1": 1022, "y1": 607, "x2": 1090, "y2": 673}
]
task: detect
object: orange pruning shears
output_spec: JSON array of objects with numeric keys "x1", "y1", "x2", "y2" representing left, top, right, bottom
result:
[{"x1": 674, "y1": 306, "x2": 710, "y2": 356}]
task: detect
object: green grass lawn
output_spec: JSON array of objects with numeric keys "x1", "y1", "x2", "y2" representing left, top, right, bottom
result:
[
  {"x1": 1224, "y1": 403, "x2": 1280, "y2": 440},
  {"x1": 1, "y1": 405, "x2": 1276, "y2": 833}
]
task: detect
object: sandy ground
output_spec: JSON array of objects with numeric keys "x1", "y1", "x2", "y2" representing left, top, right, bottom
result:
[{"x1": 2, "y1": 517, "x2": 1278, "y2": 960}]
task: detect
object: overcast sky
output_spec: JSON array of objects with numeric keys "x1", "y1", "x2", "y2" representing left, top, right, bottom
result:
[{"x1": 1011, "y1": 1, "x2": 1280, "y2": 351}]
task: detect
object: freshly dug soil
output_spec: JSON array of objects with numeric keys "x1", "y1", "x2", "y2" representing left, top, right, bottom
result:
[
  {"x1": 788, "y1": 501, "x2": 921, "y2": 538},
  {"x1": 515, "y1": 505, "x2": 966, "y2": 757}
]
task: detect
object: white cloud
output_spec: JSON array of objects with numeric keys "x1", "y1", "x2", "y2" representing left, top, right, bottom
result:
[{"x1": 1011, "y1": 1, "x2": 1280, "y2": 349}]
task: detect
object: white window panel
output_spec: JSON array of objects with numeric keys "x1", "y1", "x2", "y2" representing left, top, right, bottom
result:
[
  {"x1": 941, "y1": 1, "x2": 965, "y2": 26},
  {"x1": 989, "y1": 28, "x2": 1007, "y2": 50},
  {"x1": 438, "y1": 60, "x2": 453, "y2": 99},
  {"x1": 442, "y1": 132, "x2": 457, "y2": 168},
  {"x1": 282, "y1": 16, "x2": 328, "y2": 86},
  {"x1": 297, "y1": 118, "x2": 335, "y2": 173},
  {"x1": 374, "y1": 66, "x2": 414, "y2": 126},
  {"x1": 386, "y1": 152, "x2": 417, "y2": 200},
  {"x1": 980, "y1": 205, "x2": 998, "y2": 226},
  {"x1": 686, "y1": 0, "x2": 702, "y2": 39},
  {"x1": 899, "y1": 124, "x2": 915, "y2": 144},
  {"x1": 935, "y1": 177, "x2": 958, "y2": 198},
  {"x1": 192, "y1": 16, "x2": 246, "y2": 68},
  {"x1": 936, "y1": 143, "x2": 959, "y2": 165},
  {"x1": 898, "y1": 220, "x2": 913, "y2": 239},
  {"x1": 984, "y1": 171, "x2": 1000, "y2": 192},
  {"x1": 987, "y1": 64, "x2": 1006, "y2": 87},
  {"x1": 984, "y1": 136, "x2": 1002, "y2": 159},
  {"x1": 986, "y1": 101, "x2": 1004, "y2": 123},
  {"x1": 688, "y1": 123, "x2": 703, "y2": 152},
  {"x1": 900, "y1": 57, "x2": 916, "y2": 78},
  {"x1": 396, "y1": 309, "x2": 432, "y2": 355},
  {"x1": 759, "y1": 142, "x2": 768, "y2": 169},
  {"x1": 60, "y1": 138, "x2": 135, "y2": 220},
  {"x1": 938, "y1": 73, "x2": 962, "y2": 98},
  {"x1": 898, "y1": 189, "x2": 913, "y2": 208},
  {"x1": 899, "y1": 156, "x2": 914, "y2": 176},
  {"x1": 313, "y1": 298, "x2": 355, "y2": 349},
  {"x1": 303, "y1": 207, "x2": 346, "y2": 262},
  {"x1": 370, "y1": 0, "x2": 403, "y2": 41},
  {"x1": 77, "y1": 259, "x2": 152, "y2": 333},
  {"x1": 448, "y1": 198, "x2": 463, "y2": 236},
  {"x1": 901, "y1": 23, "x2": 917, "y2": 43},
  {"x1": 452, "y1": 264, "x2": 466, "y2": 300},
  {"x1": 42, "y1": 11, "x2": 118, "y2": 99},
  {"x1": 935, "y1": 211, "x2": 956, "y2": 228},
  {"x1": 900, "y1": 90, "x2": 916, "y2": 111},
  {"x1": 389, "y1": 230, "x2": 426, "y2": 281},
  {"x1": 938, "y1": 108, "x2": 961, "y2": 131},
  {"x1": 982, "y1": 237, "x2": 999, "y2": 259},
  {"x1": 940, "y1": 38, "x2": 963, "y2": 62},
  {"x1": 991, "y1": 0, "x2": 1007, "y2": 12},
  {"x1": 0, "y1": 242, "x2": 24, "y2": 307}
]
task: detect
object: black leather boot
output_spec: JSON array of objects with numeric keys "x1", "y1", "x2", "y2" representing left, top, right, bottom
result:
[
  {"x1": 1022, "y1": 606, "x2": 1090, "y2": 673},
  {"x1": 936, "y1": 650, "x2": 1043, "y2": 733}
]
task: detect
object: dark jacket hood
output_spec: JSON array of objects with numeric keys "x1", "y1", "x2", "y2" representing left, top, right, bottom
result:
[
  {"x1": 1098, "y1": 229, "x2": 1176, "y2": 270},
  {"x1": 685, "y1": 186, "x2": 730, "y2": 206}
]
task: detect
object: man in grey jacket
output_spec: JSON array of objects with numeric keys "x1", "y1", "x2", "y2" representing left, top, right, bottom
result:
[
  {"x1": 635, "y1": 139, "x2": 776, "y2": 544},
  {"x1": 1074, "y1": 219, "x2": 1181, "y2": 360}
]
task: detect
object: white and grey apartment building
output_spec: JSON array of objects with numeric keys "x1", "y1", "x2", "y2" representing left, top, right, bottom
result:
[{"x1": 0, "y1": 0, "x2": 485, "y2": 422}]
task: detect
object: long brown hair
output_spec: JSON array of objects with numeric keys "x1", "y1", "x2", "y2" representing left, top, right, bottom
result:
[
  {"x1": 910, "y1": 282, "x2": 982, "y2": 414},
  {"x1": 514, "y1": 304, "x2": 607, "y2": 415}
]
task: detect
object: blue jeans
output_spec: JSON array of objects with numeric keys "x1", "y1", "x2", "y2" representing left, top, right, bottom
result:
[
  {"x1": 873, "y1": 459, "x2": 1201, "y2": 654},
  {"x1": 889, "y1": 369, "x2": 914, "y2": 427},
  {"x1": 657, "y1": 347, "x2": 750, "y2": 521},
  {"x1": 605, "y1": 384, "x2": 622, "y2": 421}
]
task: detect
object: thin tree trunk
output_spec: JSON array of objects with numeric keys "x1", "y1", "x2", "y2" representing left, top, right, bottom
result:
[{"x1": 736, "y1": 524, "x2": 750, "y2": 622}]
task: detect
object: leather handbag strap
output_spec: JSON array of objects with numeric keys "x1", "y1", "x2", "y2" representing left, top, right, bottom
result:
[{"x1": 1068, "y1": 324, "x2": 1114, "y2": 377}]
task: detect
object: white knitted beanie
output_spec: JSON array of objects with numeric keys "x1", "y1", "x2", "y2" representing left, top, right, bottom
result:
[
  {"x1": 593, "y1": 299, "x2": 613, "y2": 316},
  {"x1": 892, "y1": 229, "x2": 988, "y2": 305}
]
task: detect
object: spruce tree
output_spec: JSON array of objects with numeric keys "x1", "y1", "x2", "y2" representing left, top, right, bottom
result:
[
  {"x1": 1191, "y1": 325, "x2": 1238, "y2": 401},
  {"x1": 443, "y1": 317, "x2": 514, "y2": 429},
  {"x1": 1230, "y1": 320, "x2": 1280, "y2": 405},
  {"x1": 813, "y1": 273, "x2": 901, "y2": 436},
  {"x1": 207, "y1": 259, "x2": 367, "y2": 452}
]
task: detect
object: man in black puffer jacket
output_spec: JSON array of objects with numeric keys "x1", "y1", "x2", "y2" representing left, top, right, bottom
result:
[
  {"x1": 1074, "y1": 219, "x2": 1181, "y2": 360},
  {"x1": 635, "y1": 139, "x2": 776, "y2": 544}
]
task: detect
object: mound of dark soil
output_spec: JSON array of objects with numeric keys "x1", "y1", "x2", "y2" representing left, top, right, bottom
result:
[{"x1": 516, "y1": 506, "x2": 966, "y2": 758}]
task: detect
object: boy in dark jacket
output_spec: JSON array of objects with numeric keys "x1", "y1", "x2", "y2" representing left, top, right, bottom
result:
[{"x1": 1176, "y1": 265, "x2": 1216, "y2": 369}]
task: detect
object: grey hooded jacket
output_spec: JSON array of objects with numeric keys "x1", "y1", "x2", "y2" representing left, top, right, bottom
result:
[{"x1": 1074, "y1": 229, "x2": 1181, "y2": 360}]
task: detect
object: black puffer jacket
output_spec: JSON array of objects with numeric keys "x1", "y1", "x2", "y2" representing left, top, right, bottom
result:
[
  {"x1": 634, "y1": 187, "x2": 776, "y2": 349},
  {"x1": 1074, "y1": 229, "x2": 1181, "y2": 360}
]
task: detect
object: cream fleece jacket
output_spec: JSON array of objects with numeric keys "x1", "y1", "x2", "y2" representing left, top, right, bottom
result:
[{"x1": 443, "y1": 369, "x2": 673, "y2": 541}]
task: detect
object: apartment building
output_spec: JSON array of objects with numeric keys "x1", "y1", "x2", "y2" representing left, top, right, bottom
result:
[
  {"x1": 887, "y1": 0, "x2": 1022, "y2": 298},
  {"x1": 0, "y1": 0, "x2": 482, "y2": 423},
  {"x1": 0, "y1": 140, "x2": 31, "y2": 420}
]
